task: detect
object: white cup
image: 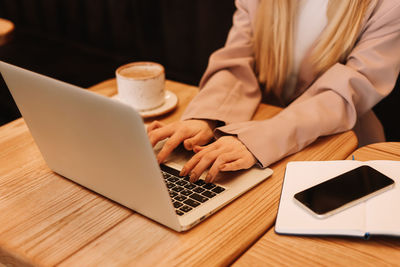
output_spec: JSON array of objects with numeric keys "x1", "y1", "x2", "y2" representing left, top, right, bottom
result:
[{"x1": 116, "y1": 62, "x2": 165, "y2": 111}]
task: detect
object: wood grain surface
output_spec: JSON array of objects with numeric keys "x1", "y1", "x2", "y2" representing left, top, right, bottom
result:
[
  {"x1": 0, "y1": 79, "x2": 357, "y2": 266},
  {"x1": 233, "y1": 142, "x2": 400, "y2": 267}
]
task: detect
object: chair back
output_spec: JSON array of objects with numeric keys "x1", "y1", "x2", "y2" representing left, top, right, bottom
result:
[{"x1": 374, "y1": 74, "x2": 400, "y2": 141}]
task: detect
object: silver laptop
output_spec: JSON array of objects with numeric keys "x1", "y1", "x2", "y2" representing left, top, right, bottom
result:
[{"x1": 0, "y1": 61, "x2": 273, "y2": 231}]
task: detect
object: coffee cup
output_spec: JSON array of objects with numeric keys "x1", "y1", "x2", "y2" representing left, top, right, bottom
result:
[{"x1": 116, "y1": 62, "x2": 165, "y2": 111}]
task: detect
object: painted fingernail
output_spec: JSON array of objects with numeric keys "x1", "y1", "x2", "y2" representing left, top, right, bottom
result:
[
  {"x1": 189, "y1": 172, "x2": 197, "y2": 182},
  {"x1": 205, "y1": 173, "x2": 211, "y2": 183},
  {"x1": 180, "y1": 167, "x2": 186, "y2": 176}
]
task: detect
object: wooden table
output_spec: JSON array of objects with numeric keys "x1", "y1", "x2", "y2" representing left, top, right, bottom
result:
[
  {"x1": 0, "y1": 79, "x2": 357, "y2": 266},
  {"x1": 234, "y1": 142, "x2": 400, "y2": 266},
  {"x1": 0, "y1": 18, "x2": 14, "y2": 46}
]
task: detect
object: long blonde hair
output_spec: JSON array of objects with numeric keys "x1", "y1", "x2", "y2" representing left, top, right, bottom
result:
[{"x1": 254, "y1": 0, "x2": 374, "y2": 95}]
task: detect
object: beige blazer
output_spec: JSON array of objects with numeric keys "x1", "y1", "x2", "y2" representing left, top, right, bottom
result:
[{"x1": 182, "y1": 0, "x2": 400, "y2": 167}]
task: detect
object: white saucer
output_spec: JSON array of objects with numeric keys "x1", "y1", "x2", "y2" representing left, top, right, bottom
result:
[{"x1": 112, "y1": 90, "x2": 178, "y2": 118}]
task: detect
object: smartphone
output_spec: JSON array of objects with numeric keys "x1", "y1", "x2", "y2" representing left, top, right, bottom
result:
[{"x1": 294, "y1": 165, "x2": 395, "y2": 218}]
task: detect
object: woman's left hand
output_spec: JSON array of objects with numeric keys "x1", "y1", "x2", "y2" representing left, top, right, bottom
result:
[{"x1": 179, "y1": 136, "x2": 257, "y2": 183}]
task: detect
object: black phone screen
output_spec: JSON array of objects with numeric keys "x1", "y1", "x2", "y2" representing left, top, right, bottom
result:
[{"x1": 294, "y1": 165, "x2": 395, "y2": 216}]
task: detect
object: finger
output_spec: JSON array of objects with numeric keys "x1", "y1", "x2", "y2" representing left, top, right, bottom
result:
[
  {"x1": 193, "y1": 137, "x2": 221, "y2": 153},
  {"x1": 189, "y1": 150, "x2": 221, "y2": 183},
  {"x1": 183, "y1": 133, "x2": 211, "y2": 150},
  {"x1": 220, "y1": 159, "x2": 245, "y2": 172},
  {"x1": 181, "y1": 142, "x2": 218, "y2": 176},
  {"x1": 148, "y1": 125, "x2": 175, "y2": 146},
  {"x1": 157, "y1": 132, "x2": 190, "y2": 163},
  {"x1": 220, "y1": 155, "x2": 255, "y2": 172},
  {"x1": 206, "y1": 152, "x2": 238, "y2": 183},
  {"x1": 147, "y1": 120, "x2": 164, "y2": 133},
  {"x1": 180, "y1": 148, "x2": 204, "y2": 176},
  {"x1": 193, "y1": 145, "x2": 206, "y2": 153}
]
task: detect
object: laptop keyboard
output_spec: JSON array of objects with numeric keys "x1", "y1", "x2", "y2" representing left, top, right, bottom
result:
[{"x1": 161, "y1": 165, "x2": 226, "y2": 216}]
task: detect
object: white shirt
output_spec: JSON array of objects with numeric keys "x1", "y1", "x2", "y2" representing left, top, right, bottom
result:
[{"x1": 283, "y1": 0, "x2": 329, "y2": 102}]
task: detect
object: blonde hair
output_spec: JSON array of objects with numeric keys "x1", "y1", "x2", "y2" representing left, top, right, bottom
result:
[{"x1": 254, "y1": 0, "x2": 374, "y2": 95}]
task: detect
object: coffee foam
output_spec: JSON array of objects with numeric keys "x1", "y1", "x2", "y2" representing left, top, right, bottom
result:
[{"x1": 118, "y1": 64, "x2": 163, "y2": 80}]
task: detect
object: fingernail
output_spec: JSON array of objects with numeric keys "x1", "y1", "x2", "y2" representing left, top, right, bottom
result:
[
  {"x1": 180, "y1": 167, "x2": 186, "y2": 176},
  {"x1": 219, "y1": 164, "x2": 226, "y2": 170},
  {"x1": 205, "y1": 173, "x2": 211, "y2": 183},
  {"x1": 189, "y1": 172, "x2": 197, "y2": 182}
]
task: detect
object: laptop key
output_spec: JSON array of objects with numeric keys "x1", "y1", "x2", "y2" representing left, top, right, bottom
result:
[
  {"x1": 172, "y1": 186, "x2": 184, "y2": 192},
  {"x1": 202, "y1": 190, "x2": 216, "y2": 198},
  {"x1": 203, "y1": 183, "x2": 216, "y2": 190},
  {"x1": 176, "y1": 210, "x2": 184, "y2": 216},
  {"x1": 169, "y1": 191, "x2": 178, "y2": 198},
  {"x1": 166, "y1": 182, "x2": 175, "y2": 189},
  {"x1": 183, "y1": 198, "x2": 200, "y2": 208},
  {"x1": 184, "y1": 184, "x2": 196, "y2": 190},
  {"x1": 194, "y1": 179, "x2": 206, "y2": 186},
  {"x1": 176, "y1": 180, "x2": 188, "y2": 186},
  {"x1": 173, "y1": 201, "x2": 183, "y2": 208},
  {"x1": 174, "y1": 195, "x2": 187, "y2": 202},
  {"x1": 180, "y1": 189, "x2": 192, "y2": 196},
  {"x1": 190, "y1": 193, "x2": 209, "y2": 203},
  {"x1": 193, "y1": 186, "x2": 205, "y2": 193},
  {"x1": 167, "y1": 177, "x2": 180, "y2": 183},
  {"x1": 212, "y1": 186, "x2": 225, "y2": 194},
  {"x1": 180, "y1": 205, "x2": 192, "y2": 213}
]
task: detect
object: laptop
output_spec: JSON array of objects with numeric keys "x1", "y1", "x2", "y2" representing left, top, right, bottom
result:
[{"x1": 0, "y1": 61, "x2": 273, "y2": 231}]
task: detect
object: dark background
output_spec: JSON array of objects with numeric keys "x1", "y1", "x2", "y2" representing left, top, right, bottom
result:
[
  {"x1": 0, "y1": 0, "x2": 399, "y2": 141},
  {"x1": 0, "y1": 0, "x2": 236, "y2": 124}
]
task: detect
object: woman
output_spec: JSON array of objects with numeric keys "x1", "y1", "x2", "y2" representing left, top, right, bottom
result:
[{"x1": 148, "y1": 0, "x2": 400, "y2": 183}]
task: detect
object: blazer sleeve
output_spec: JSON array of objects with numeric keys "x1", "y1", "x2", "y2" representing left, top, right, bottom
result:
[
  {"x1": 216, "y1": 1, "x2": 400, "y2": 167},
  {"x1": 181, "y1": 0, "x2": 261, "y2": 124}
]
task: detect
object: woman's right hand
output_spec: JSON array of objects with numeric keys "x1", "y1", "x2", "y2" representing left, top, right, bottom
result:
[{"x1": 147, "y1": 119, "x2": 216, "y2": 164}]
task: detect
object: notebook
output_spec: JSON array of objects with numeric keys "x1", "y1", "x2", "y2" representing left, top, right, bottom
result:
[
  {"x1": 275, "y1": 160, "x2": 400, "y2": 239},
  {"x1": 0, "y1": 61, "x2": 273, "y2": 232}
]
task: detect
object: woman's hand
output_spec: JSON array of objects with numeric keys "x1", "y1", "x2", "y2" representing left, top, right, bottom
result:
[
  {"x1": 147, "y1": 119, "x2": 216, "y2": 163},
  {"x1": 180, "y1": 136, "x2": 257, "y2": 183}
]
